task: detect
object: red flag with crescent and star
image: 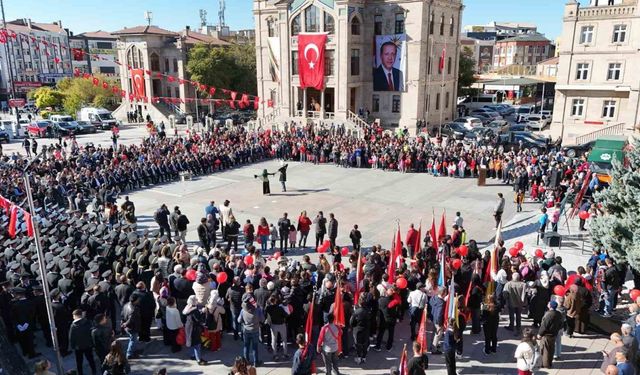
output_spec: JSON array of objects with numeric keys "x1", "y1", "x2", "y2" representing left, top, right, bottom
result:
[
  {"x1": 131, "y1": 69, "x2": 145, "y2": 99},
  {"x1": 298, "y1": 33, "x2": 327, "y2": 90}
]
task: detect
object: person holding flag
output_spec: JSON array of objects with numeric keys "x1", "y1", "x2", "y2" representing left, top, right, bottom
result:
[
  {"x1": 291, "y1": 333, "x2": 315, "y2": 375},
  {"x1": 374, "y1": 286, "x2": 401, "y2": 352},
  {"x1": 408, "y1": 341, "x2": 429, "y2": 375},
  {"x1": 407, "y1": 282, "x2": 427, "y2": 341},
  {"x1": 317, "y1": 313, "x2": 342, "y2": 375},
  {"x1": 429, "y1": 286, "x2": 446, "y2": 354}
]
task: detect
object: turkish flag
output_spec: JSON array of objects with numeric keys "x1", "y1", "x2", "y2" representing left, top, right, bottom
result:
[
  {"x1": 298, "y1": 33, "x2": 327, "y2": 90},
  {"x1": 254, "y1": 97, "x2": 260, "y2": 110},
  {"x1": 131, "y1": 69, "x2": 145, "y2": 98},
  {"x1": 439, "y1": 48, "x2": 446, "y2": 73}
]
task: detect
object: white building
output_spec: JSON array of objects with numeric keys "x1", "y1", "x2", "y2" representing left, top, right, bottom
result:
[
  {"x1": 0, "y1": 19, "x2": 72, "y2": 103},
  {"x1": 552, "y1": 0, "x2": 639, "y2": 142},
  {"x1": 462, "y1": 21, "x2": 538, "y2": 41},
  {"x1": 254, "y1": 0, "x2": 463, "y2": 132},
  {"x1": 69, "y1": 30, "x2": 119, "y2": 77}
]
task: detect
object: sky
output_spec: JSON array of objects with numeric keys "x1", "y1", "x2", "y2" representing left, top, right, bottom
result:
[{"x1": 3, "y1": 0, "x2": 566, "y2": 39}]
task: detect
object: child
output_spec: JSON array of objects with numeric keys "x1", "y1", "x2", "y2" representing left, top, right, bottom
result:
[
  {"x1": 269, "y1": 223, "x2": 278, "y2": 253},
  {"x1": 288, "y1": 224, "x2": 297, "y2": 252},
  {"x1": 515, "y1": 189, "x2": 525, "y2": 212},
  {"x1": 538, "y1": 207, "x2": 549, "y2": 239},
  {"x1": 530, "y1": 181, "x2": 539, "y2": 201}
]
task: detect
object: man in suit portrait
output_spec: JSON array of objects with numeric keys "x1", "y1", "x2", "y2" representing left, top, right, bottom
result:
[{"x1": 373, "y1": 41, "x2": 403, "y2": 91}]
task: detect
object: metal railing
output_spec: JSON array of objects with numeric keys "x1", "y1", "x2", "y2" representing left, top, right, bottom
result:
[
  {"x1": 346, "y1": 110, "x2": 369, "y2": 129},
  {"x1": 575, "y1": 122, "x2": 625, "y2": 145}
]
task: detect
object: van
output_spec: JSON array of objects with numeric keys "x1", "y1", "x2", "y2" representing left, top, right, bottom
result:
[
  {"x1": 79, "y1": 107, "x2": 117, "y2": 130},
  {"x1": 50, "y1": 114, "x2": 74, "y2": 122},
  {"x1": 515, "y1": 105, "x2": 535, "y2": 123}
]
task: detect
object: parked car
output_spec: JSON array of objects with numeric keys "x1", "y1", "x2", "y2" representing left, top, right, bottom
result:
[
  {"x1": 72, "y1": 120, "x2": 97, "y2": 134},
  {"x1": 525, "y1": 114, "x2": 551, "y2": 131},
  {"x1": 453, "y1": 117, "x2": 483, "y2": 130},
  {"x1": 540, "y1": 110, "x2": 553, "y2": 118},
  {"x1": 470, "y1": 108, "x2": 502, "y2": 120},
  {"x1": 482, "y1": 104, "x2": 509, "y2": 116},
  {"x1": 470, "y1": 113, "x2": 494, "y2": 125},
  {"x1": 0, "y1": 128, "x2": 9, "y2": 143},
  {"x1": 515, "y1": 105, "x2": 535, "y2": 122},
  {"x1": 463, "y1": 127, "x2": 495, "y2": 145},
  {"x1": 485, "y1": 120, "x2": 510, "y2": 135},
  {"x1": 27, "y1": 121, "x2": 52, "y2": 138},
  {"x1": 507, "y1": 123, "x2": 528, "y2": 132},
  {"x1": 441, "y1": 122, "x2": 469, "y2": 140},
  {"x1": 496, "y1": 131, "x2": 554, "y2": 155},
  {"x1": 51, "y1": 121, "x2": 79, "y2": 137},
  {"x1": 562, "y1": 140, "x2": 595, "y2": 158},
  {"x1": 495, "y1": 104, "x2": 515, "y2": 115}
]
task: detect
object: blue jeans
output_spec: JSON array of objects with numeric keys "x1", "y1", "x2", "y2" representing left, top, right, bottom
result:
[
  {"x1": 259, "y1": 235, "x2": 268, "y2": 253},
  {"x1": 231, "y1": 310, "x2": 241, "y2": 339},
  {"x1": 193, "y1": 343, "x2": 202, "y2": 362},
  {"x1": 605, "y1": 287, "x2": 617, "y2": 314},
  {"x1": 243, "y1": 331, "x2": 259, "y2": 365},
  {"x1": 126, "y1": 330, "x2": 138, "y2": 358}
]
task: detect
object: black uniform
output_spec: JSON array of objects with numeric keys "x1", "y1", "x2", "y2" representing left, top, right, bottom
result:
[
  {"x1": 11, "y1": 297, "x2": 37, "y2": 357},
  {"x1": 52, "y1": 300, "x2": 72, "y2": 355}
]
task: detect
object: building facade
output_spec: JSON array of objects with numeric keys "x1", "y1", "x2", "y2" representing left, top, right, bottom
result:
[
  {"x1": 552, "y1": 0, "x2": 639, "y2": 142},
  {"x1": 254, "y1": 0, "x2": 463, "y2": 132},
  {"x1": 462, "y1": 21, "x2": 538, "y2": 42},
  {"x1": 492, "y1": 33, "x2": 554, "y2": 75},
  {"x1": 0, "y1": 19, "x2": 72, "y2": 102},
  {"x1": 460, "y1": 36, "x2": 495, "y2": 74},
  {"x1": 69, "y1": 31, "x2": 119, "y2": 77}
]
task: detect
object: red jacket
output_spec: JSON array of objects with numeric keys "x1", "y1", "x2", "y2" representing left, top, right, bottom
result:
[
  {"x1": 406, "y1": 228, "x2": 418, "y2": 248},
  {"x1": 298, "y1": 216, "x2": 312, "y2": 233}
]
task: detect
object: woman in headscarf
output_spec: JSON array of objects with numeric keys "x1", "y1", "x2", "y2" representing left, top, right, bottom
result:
[
  {"x1": 254, "y1": 169, "x2": 275, "y2": 195},
  {"x1": 183, "y1": 295, "x2": 207, "y2": 365},
  {"x1": 192, "y1": 269, "x2": 212, "y2": 305},
  {"x1": 528, "y1": 270, "x2": 551, "y2": 328},
  {"x1": 205, "y1": 290, "x2": 226, "y2": 352}
]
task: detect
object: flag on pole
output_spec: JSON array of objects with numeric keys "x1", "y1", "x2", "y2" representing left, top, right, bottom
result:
[
  {"x1": 438, "y1": 248, "x2": 446, "y2": 286},
  {"x1": 438, "y1": 47, "x2": 446, "y2": 73},
  {"x1": 485, "y1": 221, "x2": 503, "y2": 296},
  {"x1": 416, "y1": 307, "x2": 429, "y2": 354},
  {"x1": 354, "y1": 251, "x2": 364, "y2": 305},
  {"x1": 8, "y1": 205, "x2": 18, "y2": 238},
  {"x1": 303, "y1": 292, "x2": 315, "y2": 356},
  {"x1": 413, "y1": 220, "x2": 422, "y2": 260},
  {"x1": 334, "y1": 281, "x2": 345, "y2": 327},
  {"x1": 444, "y1": 279, "x2": 456, "y2": 328},
  {"x1": 398, "y1": 344, "x2": 409, "y2": 375},
  {"x1": 437, "y1": 211, "x2": 447, "y2": 245},
  {"x1": 394, "y1": 225, "x2": 402, "y2": 268},
  {"x1": 388, "y1": 230, "x2": 397, "y2": 281},
  {"x1": 430, "y1": 215, "x2": 437, "y2": 246}
]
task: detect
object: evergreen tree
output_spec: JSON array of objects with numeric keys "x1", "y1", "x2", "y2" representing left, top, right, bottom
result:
[{"x1": 590, "y1": 138, "x2": 640, "y2": 269}]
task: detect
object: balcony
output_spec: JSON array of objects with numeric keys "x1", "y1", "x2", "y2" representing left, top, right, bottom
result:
[{"x1": 578, "y1": 4, "x2": 636, "y2": 19}]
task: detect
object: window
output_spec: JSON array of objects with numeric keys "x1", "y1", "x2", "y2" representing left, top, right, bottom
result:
[
  {"x1": 96, "y1": 41, "x2": 112, "y2": 49},
  {"x1": 436, "y1": 92, "x2": 441, "y2": 110},
  {"x1": 580, "y1": 26, "x2": 594, "y2": 44},
  {"x1": 392, "y1": 95, "x2": 401, "y2": 113},
  {"x1": 612, "y1": 24, "x2": 627, "y2": 43},
  {"x1": 324, "y1": 13, "x2": 335, "y2": 34},
  {"x1": 571, "y1": 99, "x2": 585, "y2": 116},
  {"x1": 449, "y1": 16, "x2": 455, "y2": 37},
  {"x1": 447, "y1": 57, "x2": 452, "y2": 74},
  {"x1": 173, "y1": 58, "x2": 178, "y2": 72},
  {"x1": 439, "y1": 14, "x2": 445, "y2": 35},
  {"x1": 150, "y1": 53, "x2": 160, "y2": 71},
  {"x1": 164, "y1": 58, "x2": 169, "y2": 72},
  {"x1": 602, "y1": 100, "x2": 616, "y2": 118},
  {"x1": 99, "y1": 66, "x2": 115, "y2": 74},
  {"x1": 395, "y1": 14, "x2": 405, "y2": 34},
  {"x1": 575, "y1": 63, "x2": 589, "y2": 80},
  {"x1": 305, "y1": 6, "x2": 320, "y2": 32},
  {"x1": 374, "y1": 15, "x2": 383, "y2": 35},
  {"x1": 350, "y1": 49, "x2": 360, "y2": 76},
  {"x1": 372, "y1": 94, "x2": 380, "y2": 112},
  {"x1": 291, "y1": 14, "x2": 301, "y2": 36},
  {"x1": 325, "y1": 50, "x2": 334, "y2": 76},
  {"x1": 351, "y1": 17, "x2": 361, "y2": 35},
  {"x1": 607, "y1": 63, "x2": 622, "y2": 80},
  {"x1": 267, "y1": 20, "x2": 276, "y2": 37},
  {"x1": 174, "y1": 87, "x2": 179, "y2": 98},
  {"x1": 429, "y1": 12, "x2": 434, "y2": 34},
  {"x1": 427, "y1": 56, "x2": 432, "y2": 75},
  {"x1": 291, "y1": 51, "x2": 298, "y2": 75},
  {"x1": 445, "y1": 92, "x2": 450, "y2": 108}
]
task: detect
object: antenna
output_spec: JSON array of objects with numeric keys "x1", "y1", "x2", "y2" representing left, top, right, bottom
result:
[
  {"x1": 219, "y1": 0, "x2": 226, "y2": 27},
  {"x1": 199, "y1": 9, "x2": 207, "y2": 28},
  {"x1": 144, "y1": 10, "x2": 153, "y2": 26}
]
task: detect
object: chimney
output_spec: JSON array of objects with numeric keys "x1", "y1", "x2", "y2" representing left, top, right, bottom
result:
[{"x1": 185, "y1": 25, "x2": 190, "y2": 36}]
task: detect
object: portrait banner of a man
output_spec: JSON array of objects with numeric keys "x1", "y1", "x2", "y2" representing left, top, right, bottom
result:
[{"x1": 373, "y1": 34, "x2": 407, "y2": 92}]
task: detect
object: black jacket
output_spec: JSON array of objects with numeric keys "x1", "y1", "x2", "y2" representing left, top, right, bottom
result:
[
  {"x1": 378, "y1": 295, "x2": 398, "y2": 323},
  {"x1": 91, "y1": 324, "x2": 112, "y2": 358},
  {"x1": 177, "y1": 214, "x2": 190, "y2": 231},
  {"x1": 121, "y1": 302, "x2": 141, "y2": 333},
  {"x1": 538, "y1": 309, "x2": 563, "y2": 337},
  {"x1": 69, "y1": 317, "x2": 94, "y2": 350},
  {"x1": 131, "y1": 289, "x2": 155, "y2": 318},
  {"x1": 114, "y1": 283, "x2": 134, "y2": 308}
]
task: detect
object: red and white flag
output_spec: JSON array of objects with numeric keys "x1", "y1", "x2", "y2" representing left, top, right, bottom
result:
[
  {"x1": 298, "y1": 33, "x2": 328, "y2": 90},
  {"x1": 439, "y1": 47, "x2": 446, "y2": 73},
  {"x1": 398, "y1": 344, "x2": 409, "y2": 375},
  {"x1": 131, "y1": 69, "x2": 145, "y2": 98}
]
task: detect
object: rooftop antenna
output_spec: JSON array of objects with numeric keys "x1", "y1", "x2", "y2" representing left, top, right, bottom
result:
[
  {"x1": 199, "y1": 9, "x2": 207, "y2": 28},
  {"x1": 144, "y1": 10, "x2": 153, "y2": 26},
  {"x1": 219, "y1": 0, "x2": 226, "y2": 27}
]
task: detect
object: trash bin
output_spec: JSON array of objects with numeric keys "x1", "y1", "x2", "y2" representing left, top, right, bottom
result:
[
  {"x1": 478, "y1": 167, "x2": 487, "y2": 186},
  {"x1": 544, "y1": 232, "x2": 562, "y2": 248}
]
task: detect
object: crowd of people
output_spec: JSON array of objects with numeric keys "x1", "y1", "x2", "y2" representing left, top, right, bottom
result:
[{"x1": 0, "y1": 121, "x2": 638, "y2": 375}]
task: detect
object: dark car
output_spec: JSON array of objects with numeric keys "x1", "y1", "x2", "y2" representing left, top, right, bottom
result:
[
  {"x1": 507, "y1": 123, "x2": 527, "y2": 132},
  {"x1": 440, "y1": 122, "x2": 469, "y2": 140},
  {"x1": 0, "y1": 129, "x2": 9, "y2": 143},
  {"x1": 72, "y1": 120, "x2": 97, "y2": 134},
  {"x1": 51, "y1": 121, "x2": 78, "y2": 137},
  {"x1": 464, "y1": 127, "x2": 495, "y2": 145},
  {"x1": 496, "y1": 131, "x2": 552, "y2": 155},
  {"x1": 562, "y1": 140, "x2": 595, "y2": 158}
]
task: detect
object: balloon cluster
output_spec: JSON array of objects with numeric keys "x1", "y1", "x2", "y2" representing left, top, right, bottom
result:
[{"x1": 317, "y1": 240, "x2": 331, "y2": 253}]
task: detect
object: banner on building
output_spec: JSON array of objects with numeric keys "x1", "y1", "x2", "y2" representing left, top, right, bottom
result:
[
  {"x1": 373, "y1": 34, "x2": 407, "y2": 92},
  {"x1": 297, "y1": 33, "x2": 327, "y2": 91},
  {"x1": 131, "y1": 69, "x2": 145, "y2": 98},
  {"x1": 478, "y1": 45, "x2": 493, "y2": 73}
]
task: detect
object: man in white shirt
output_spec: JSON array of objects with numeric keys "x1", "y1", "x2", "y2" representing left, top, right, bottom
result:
[
  {"x1": 453, "y1": 212, "x2": 463, "y2": 228},
  {"x1": 407, "y1": 282, "x2": 427, "y2": 341},
  {"x1": 219, "y1": 199, "x2": 233, "y2": 239}
]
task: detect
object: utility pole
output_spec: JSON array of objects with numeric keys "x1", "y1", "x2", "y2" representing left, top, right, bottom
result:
[{"x1": 0, "y1": 0, "x2": 18, "y2": 124}]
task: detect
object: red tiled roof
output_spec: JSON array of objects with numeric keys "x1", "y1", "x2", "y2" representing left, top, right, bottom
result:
[
  {"x1": 112, "y1": 25, "x2": 178, "y2": 36},
  {"x1": 77, "y1": 30, "x2": 116, "y2": 39},
  {"x1": 32, "y1": 22, "x2": 66, "y2": 33}
]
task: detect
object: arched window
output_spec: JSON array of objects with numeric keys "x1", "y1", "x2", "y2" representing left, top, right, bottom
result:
[
  {"x1": 150, "y1": 52, "x2": 160, "y2": 71},
  {"x1": 449, "y1": 16, "x2": 455, "y2": 37},
  {"x1": 126, "y1": 45, "x2": 143, "y2": 69},
  {"x1": 351, "y1": 17, "x2": 361, "y2": 35},
  {"x1": 439, "y1": 14, "x2": 445, "y2": 35},
  {"x1": 267, "y1": 19, "x2": 276, "y2": 37},
  {"x1": 291, "y1": 14, "x2": 301, "y2": 36},
  {"x1": 305, "y1": 5, "x2": 320, "y2": 32},
  {"x1": 324, "y1": 13, "x2": 335, "y2": 34}
]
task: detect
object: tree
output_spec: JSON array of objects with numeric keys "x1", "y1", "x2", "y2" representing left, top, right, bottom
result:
[
  {"x1": 186, "y1": 43, "x2": 257, "y2": 95},
  {"x1": 589, "y1": 137, "x2": 640, "y2": 270},
  {"x1": 458, "y1": 48, "x2": 477, "y2": 95},
  {"x1": 56, "y1": 76, "x2": 119, "y2": 116},
  {"x1": 30, "y1": 86, "x2": 64, "y2": 109}
]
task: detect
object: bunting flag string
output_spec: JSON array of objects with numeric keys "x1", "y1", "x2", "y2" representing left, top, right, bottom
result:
[{"x1": 1, "y1": 193, "x2": 35, "y2": 239}]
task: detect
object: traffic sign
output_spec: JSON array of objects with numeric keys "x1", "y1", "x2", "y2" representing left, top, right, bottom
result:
[{"x1": 8, "y1": 98, "x2": 26, "y2": 108}]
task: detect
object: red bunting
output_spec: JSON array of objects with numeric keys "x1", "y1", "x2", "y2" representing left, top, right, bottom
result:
[
  {"x1": 154, "y1": 72, "x2": 164, "y2": 79},
  {"x1": 179, "y1": 79, "x2": 187, "y2": 85},
  {"x1": 23, "y1": 212, "x2": 33, "y2": 237},
  {"x1": 112, "y1": 86, "x2": 120, "y2": 94},
  {"x1": 92, "y1": 77, "x2": 99, "y2": 86},
  {"x1": 267, "y1": 99, "x2": 274, "y2": 108},
  {"x1": 73, "y1": 69, "x2": 80, "y2": 77},
  {"x1": 8, "y1": 205, "x2": 18, "y2": 238},
  {"x1": 254, "y1": 97, "x2": 260, "y2": 110},
  {"x1": 145, "y1": 70, "x2": 152, "y2": 76},
  {"x1": 54, "y1": 57, "x2": 60, "y2": 64},
  {"x1": 167, "y1": 76, "x2": 175, "y2": 83},
  {"x1": 229, "y1": 100, "x2": 236, "y2": 109},
  {"x1": 120, "y1": 89, "x2": 126, "y2": 98},
  {"x1": 102, "y1": 81, "x2": 109, "y2": 90},
  {"x1": 230, "y1": 91, "x2": 238, "y2": 100},
  {"x1": 82, "y1": 72, "x2": 91, "y2": 79},
  {"x1": 0, "y1": 34, "x2": 6, "y2": 44},
  {"x1": 209, "y1": 87, "x2": 216, "y2": 96},
  {"x1": 199, "y1": 83, "x2": 207, "y2": 92}
]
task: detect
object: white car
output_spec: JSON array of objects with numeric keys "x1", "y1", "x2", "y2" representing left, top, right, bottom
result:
[
  {"x1": 470, "y1": 108, "x2": 503, "y2": 120},
  {"x1": 526, "y1": 115, "x2": 551, "y2": 131},
  {"x1": 540, "y1": 110, "x2": 553, "y2": 118},
  {"x1": 453, "y1": 116, "x2": 483, "y2": 130}
]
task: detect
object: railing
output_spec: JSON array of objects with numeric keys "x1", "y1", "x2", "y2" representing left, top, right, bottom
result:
[
  {"x1": 578, "y1": 5, "x2": 636, "y2": 18},
  {"x1": 575, "y1": 122, "x2": 625, "y2": 145},
  {"x1": 347, "y1": 110, "x2": 369, "y2": 129}
]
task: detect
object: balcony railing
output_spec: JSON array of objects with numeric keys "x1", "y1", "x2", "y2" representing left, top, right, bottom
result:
[
  {"x1": 575, "y1": 122, "x2": 625, "y2": 145},
  {"x1": 578, "y1": 4, "x2": 636, "y2": 18}
]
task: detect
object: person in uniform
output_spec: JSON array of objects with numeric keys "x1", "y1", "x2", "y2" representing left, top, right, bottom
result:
[
  {"x1": 10, "y1": 286, "x2": 39, "y2": 358},
  {"x1": 32, "y1": 284, "x2": 53, "y2": 347},
  {"x1": 51, "y1": 288, "x2": 72, "y2": 356}
]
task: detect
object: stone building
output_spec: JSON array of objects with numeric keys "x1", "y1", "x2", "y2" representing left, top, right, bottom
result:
[
  {"x1": 253, "y1": 0, "x2": 463, "y2": 132},
  {"x1": 69, "y1": 31, "x2": 119, "y2": 77},
  {"x1": 552, "y1": 0, "x2": 639, "y2": 142},
  {"x1": 492, "y1": 33, "x2": 554, "y2": 75}
]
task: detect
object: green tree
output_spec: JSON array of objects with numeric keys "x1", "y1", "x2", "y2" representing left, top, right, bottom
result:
[
  {"x1": 31, "y1": 86, "x2": 65, "y2": 109},
  {"x1": 186, "y1": 43, "x2": 257, "y2": 95},
  {"x1": 589, "y1": 137, "x2": 640, "y2": 270},
  {"x1": 458, "y1": 48, "x2": 477, "y2": 94},
  {"x1": 57, "y1": 76, "x2": 119, "y2": 116}
]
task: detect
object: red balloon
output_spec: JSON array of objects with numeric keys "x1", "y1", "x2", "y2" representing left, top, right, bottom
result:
[
  {"x1": 216, "y1": 272, "x2": 228, "y2": 284},
  {"x1": 509, "y1": 247, "x2": 519, "y2": 257},
  {"x1": 341, "y1": 247, "x2": 349, "y2": 256},
  {"x1": 457, "y1": 245, "x2": 469, "y2": 257},
  {"x1": 244, "y1": 255, "x2": 254, "y2": 265},
  {"x1": 579, "y1": 211, "x2": 590, "y2": 220},
  {"x1": 323, "y1": 240, "x2": 331, "y2": 248},
  {"x1": 396, "y1": 277, "x2": 408, "y2": 289},
  {"x1": 535, "y1": 249, "x2": 544, "y2": 258},
  {"x1": 317, "y1": 245, "x2": 327, "y2": 253},
  {"x1": 553, "y1": 285, "x2": 566, "y2": 296},
  {"x1": 185, "y1": 269, "x2": 197, "y2": 282},
  {"x1": 630, "y1": 289, "x2": 640, "y2": 301},
  {"x1": 273, "y1": 252, "x2": 281, "y2": 260},
  {"x1": 451, "y1": 259, "x2": 462, "y2": 270},
  {"x1": 514, "y1": 241, "x2": 524, "y2": 250}
]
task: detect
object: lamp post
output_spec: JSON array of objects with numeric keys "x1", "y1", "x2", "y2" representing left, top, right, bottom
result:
[{"x1": 23, "y1": 160, "x2": 64, "y2": 375}]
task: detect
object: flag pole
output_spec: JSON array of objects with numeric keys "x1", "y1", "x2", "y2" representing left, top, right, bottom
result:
[{"x1": 438, "y1": 35, "x2": 447, "y2": 137}]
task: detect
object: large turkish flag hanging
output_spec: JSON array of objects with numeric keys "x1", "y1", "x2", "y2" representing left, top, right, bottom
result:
[
  {"x1": 298, "y1": 33, "x2": 327, "y2": 90},
  {"x1": 131, "y1": 69, "x2": 146, "y2": 98}
]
